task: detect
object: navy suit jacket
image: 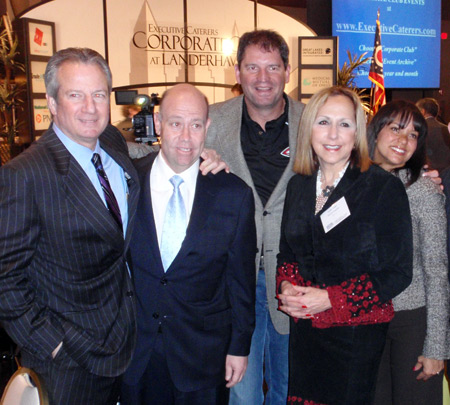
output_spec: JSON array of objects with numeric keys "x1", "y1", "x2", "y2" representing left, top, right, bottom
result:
[
  {"x1": 123, "y1": 153, "x2": 256, "y2": 392},
  {"x1": 0, "y1": 124, "x2": 140, "y2": 377}
]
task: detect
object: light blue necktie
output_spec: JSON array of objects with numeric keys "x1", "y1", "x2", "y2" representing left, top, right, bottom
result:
[{"x1": 160, "y1": 175, "x2": 187, "y2": 271}]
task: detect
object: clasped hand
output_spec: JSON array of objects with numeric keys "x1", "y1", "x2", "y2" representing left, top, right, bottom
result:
[{"x1": 277, "y1": 281, "x2": 332, "y2": 319}]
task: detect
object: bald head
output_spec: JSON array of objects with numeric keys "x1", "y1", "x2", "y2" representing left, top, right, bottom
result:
[
  {"x1": 155, "y1": 84, "x2": 210, "y2": 173},
  {"x1": 159, "y1": 84, "x2": 209, "y2": 121}
]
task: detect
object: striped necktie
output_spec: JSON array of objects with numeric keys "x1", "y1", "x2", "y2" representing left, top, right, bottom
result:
[{"x1": 91, "y1": 153, "x2": 123, "y2": 232}]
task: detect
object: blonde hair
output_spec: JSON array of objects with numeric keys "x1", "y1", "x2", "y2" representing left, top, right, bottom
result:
[{"x1": 293, "y1": 86, "x2": 370, "y2": 175}]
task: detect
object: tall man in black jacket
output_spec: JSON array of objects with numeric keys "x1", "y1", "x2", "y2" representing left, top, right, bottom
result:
[{"x1": 0, "y1": 48, "x2": 140, "y2": 404}]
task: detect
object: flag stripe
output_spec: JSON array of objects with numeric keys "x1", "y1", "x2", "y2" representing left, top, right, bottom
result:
[{"x1": 369, "y1": 11, "x2": 386, "y2": 114}]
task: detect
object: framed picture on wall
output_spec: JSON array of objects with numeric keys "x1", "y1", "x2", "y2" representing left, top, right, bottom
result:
[
  {"x1": 30, "y1": 60, "x2": 47, "y2": 94},
  {"x1": 298, "y1": 36, "x2": 337, "y2": 101},
  {"x1": 22, "y1": 18, "x2": 56, "y2": 140},
  {"x1": 24, "y1": 18, "x2": 55, "y2": 57},
  {"x1": 32, "y1": 98, "x2": 52, "y2": 134},
  {"x1": 300, "y1": 68, "x2": 335, "y2": 96}
]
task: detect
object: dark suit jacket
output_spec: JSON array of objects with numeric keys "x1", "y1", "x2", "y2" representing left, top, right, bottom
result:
[
  {"x1": 426, "y1": 117, "x2": 450, "y2": 172},
  {"x1": 278, "y1": 165, "x2": 413, "y2": 302},
  {"x1": 123, "y1": 153, "x2": 256, "y2": 392},
  {"x1": 0, "y1": 124, "x2": 140, "y2": 377}
]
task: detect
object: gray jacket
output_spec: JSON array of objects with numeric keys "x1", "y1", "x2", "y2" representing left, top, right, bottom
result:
[
  {"x1": 206, "y1": 94, "x2": 305, "y2": 334},
  {"x1": 394, "y1": 170, "x2": 449, "y2": 359}
]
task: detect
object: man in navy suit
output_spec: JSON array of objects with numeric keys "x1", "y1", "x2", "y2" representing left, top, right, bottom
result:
[
  {"x1": 120, "y1": 84, "x2": 257, "y2": 404},
  {"x1": 0, "y1": 48, "x2": 140, "y2": 404}
]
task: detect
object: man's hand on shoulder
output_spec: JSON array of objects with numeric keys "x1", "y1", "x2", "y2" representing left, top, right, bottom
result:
[
  {"x1": 200, "y1": 148, "x2": 230, "y2": 175},
  {"x1": 423, "y1": 165, "x2": 443, "y2": 189},
  {"x1": 225, "y1": 354, "x2": 248, "y2": 388}
]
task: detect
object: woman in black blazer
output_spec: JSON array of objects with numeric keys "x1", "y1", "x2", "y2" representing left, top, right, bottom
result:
[{"x1": 276, "y1": 87, "x2": 413, "y2": 405}]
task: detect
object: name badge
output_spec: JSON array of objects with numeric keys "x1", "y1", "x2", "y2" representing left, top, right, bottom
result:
[{"x1": 320, "y1": 197, "x2": 350, "y2": 233}]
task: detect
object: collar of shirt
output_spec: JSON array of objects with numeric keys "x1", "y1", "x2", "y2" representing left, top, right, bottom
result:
[
  {"x1": 151, "y1": 152, "x2": 199, "y2": 194},
  {"x1": 242, "y1": 93, "x2": 289, "y2": 136},
  {"x1": 53, "y1": 123, "x2": 101, "y2": 172},
  {"x1": 150, "y1": 152, "x2": 199, "y2": 245},
  {"x1": 53, "y1": 123, "x2": 128, "y2": 236},
  {"x1": 240, "y1": 94, "x2": 290, "y2": 206}
]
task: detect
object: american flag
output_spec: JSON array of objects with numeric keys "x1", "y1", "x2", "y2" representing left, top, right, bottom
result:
[{"x1": 369, "y1": 10, "x2": 386, "y2": 115}]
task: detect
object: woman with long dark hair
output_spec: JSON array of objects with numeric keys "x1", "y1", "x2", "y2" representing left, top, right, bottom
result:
[{"x1": 369, "y1": 100, "x2": 449, "y2": 405}]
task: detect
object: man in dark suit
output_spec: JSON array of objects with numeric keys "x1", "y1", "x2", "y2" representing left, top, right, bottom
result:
[
  {"x1": 120, "y1": 83, "x2": 257, "y2": 404},
  {"x1": 416, "y1": 97, "x2": 450, "y2": 171},
  {"x1": 0, "y1": 48, "x2": 140, "y2": 404}
]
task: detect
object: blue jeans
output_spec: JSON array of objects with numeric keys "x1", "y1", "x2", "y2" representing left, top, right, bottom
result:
[{"x1": 229, "y1": 269, "x2": 289, "y2": 405}]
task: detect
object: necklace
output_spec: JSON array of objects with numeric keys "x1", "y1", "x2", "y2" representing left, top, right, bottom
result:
[
  {"x1": 315, "y1": 162, "x2": 349, "y2": 213},
  {"x1": 322, "y1": 185, "x2": 335, "y2": 197}
]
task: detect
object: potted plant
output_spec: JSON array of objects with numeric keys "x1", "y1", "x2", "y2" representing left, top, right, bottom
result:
[
  {"x1": 0, "y1": 14, "x2": 25, "y2": 163},
  {"x1": 337, "y1": 50, "x2": 371, "y2": 117}
]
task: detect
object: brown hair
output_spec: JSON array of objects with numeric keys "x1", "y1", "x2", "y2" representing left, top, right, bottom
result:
[{"x1": 237, "y1": 30, "x2": 289, "y2": 69}]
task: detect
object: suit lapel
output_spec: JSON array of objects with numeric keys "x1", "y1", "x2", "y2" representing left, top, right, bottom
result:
[
  {"x1": 183, "y1": 173, "x2": 214, "y2": 243},
  {"x1": 317, "y1": 165, "x2": 362, "y2": 214},
  {"x1": 99, "y1": 131, "x2": 140, "y2": 251},
  {"x1": 302, "y1": 173, "x2": 318, "y2": 215},
  {"x1": 131, "y1": 153, "x2": 166, "y2": 274},
  {"x1": 139, "y1": 156, "x2": 165, "y2": 272},
  {"x1": 216, "y1": 96, "x2": 263, "y2": 211},
  {"x1": 138, "y1": 156, "x2": 214, "y2": 274},
  {"x1": 266, "y1": 97, "x2": 303, "y2": 210},
  {"x1": 166, "y1": 172, "x2": 215, "y2": 272},
  {"x1": 43, "y1": 128, "x2": 125, "y2": 251}
]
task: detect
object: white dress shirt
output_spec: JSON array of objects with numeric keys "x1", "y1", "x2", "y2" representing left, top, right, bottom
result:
[{"x1": 150, "y1": 152, "x2": 199, "y2": 247}]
